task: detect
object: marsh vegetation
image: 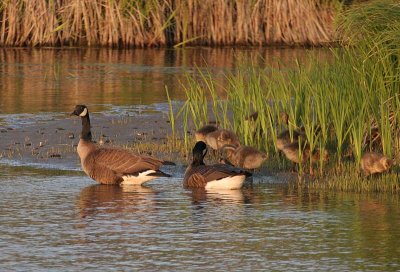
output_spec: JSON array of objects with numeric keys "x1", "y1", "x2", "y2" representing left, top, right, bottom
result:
[
  {"x1": 167, "y1": 1, "x2": 400, "y2": 192},
  {"x1": 0, "y1": 0, "x2": 337, "y2": 47}
]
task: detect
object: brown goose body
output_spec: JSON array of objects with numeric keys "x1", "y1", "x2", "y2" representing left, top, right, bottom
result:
[
  {"x1": 222, "y1": 145, "x2": 268, "y2": 170},
  {"x1": 184, "y1": 141, "x2": 251, "y2": 190},
  {"x1": 195, "y1": 124, "x2": 218, "y2": 142},
  {"x1": 204, "y1": 129, "x2": 240, "y2": 150},
  {"x1": 72, "y1": 105, "x2": 173, "y2": 185},
  {"x1": 360, "y1": 152, "x2": 394, "y2": 176}
]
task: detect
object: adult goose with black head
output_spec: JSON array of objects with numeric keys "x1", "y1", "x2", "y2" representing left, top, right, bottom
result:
[
  {"x1": 183, "y1": 141, "x2": 251, "y2": 190},
  {"x1": 71, "y1": 105, "x2": 174, "y2": 185}
]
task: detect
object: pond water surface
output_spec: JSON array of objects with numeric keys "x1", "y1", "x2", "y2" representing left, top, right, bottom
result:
[{"x1": 0, "y1": 48, "x2": 399, "y2": 271}]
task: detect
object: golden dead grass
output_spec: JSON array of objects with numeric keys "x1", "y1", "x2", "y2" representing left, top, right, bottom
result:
[{"x1": 0, "y1": 0, "x2": 337, "y2": 47}]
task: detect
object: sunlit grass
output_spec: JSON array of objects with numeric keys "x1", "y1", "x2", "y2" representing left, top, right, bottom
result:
[
  {"x1": 0, "y1": 0, "x2": 338, "y2": 47},
  {"x1": 164, "y1": 1, "x2": 400, "y2": 192}
]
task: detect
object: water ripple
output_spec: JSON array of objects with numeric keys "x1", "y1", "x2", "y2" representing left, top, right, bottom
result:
[{"x1": 0, "y1": 174, "x2": 399, "y2": 271}]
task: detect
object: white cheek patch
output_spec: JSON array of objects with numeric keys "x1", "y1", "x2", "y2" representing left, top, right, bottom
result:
[{"x1": 79, "y1": 108, "x2": 88, "y2": 117}]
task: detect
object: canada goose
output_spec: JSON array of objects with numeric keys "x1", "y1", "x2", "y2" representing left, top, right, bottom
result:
[
  {"x1": 276, "y1": 112, "x2": 306, "y2": 151},
  {"x1": 204, "y1": 128, "x2": 240, "y2": 150},
  {"x1": 195, "y1": 124, "x2": 219, "y2": 142},
  {"x1": 276, "y1": 129, "x2": 306, "y2": 151},
  {"x1": 360, "y1": 152, "x2": 394, "y2": 176},
  {"x1": 183, "y1": 141, "x2": 251, "y2": 190},
  {"x1": 276, "y1": 112, "x2": 322, "y2": 152},
  {"x1": 281, "y1": 142, "x2": 329, "y2": 164},
  {"x1": 221, "y1": 144, "x2": 268, "y2": 170},
  {"x1": 71, "y1": 105, "x2": 174, "y2": 185}
]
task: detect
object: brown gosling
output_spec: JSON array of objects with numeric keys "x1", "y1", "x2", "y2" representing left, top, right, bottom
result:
[
  {"x1": 276, "y1": 111, "x2": 306, "y2": 151},
  {"x1": 276, "y1": 130, "x2": 305, "y2": 152},
  {"x1": 360, "y1": 152, "x2": 394, "y2": 176},
  {"x1": 71, "y1": 105, "x2": 174, "y2": 185},
  {"x1": 281, "y1": 142, "x2": 329, "y2": 164},
  {"x1": 221, "y1": 144, "x2": 268, "y2": 170},
  {"x1": 195, "y1": 124, "x2": 219, "y2": 142},
  {"x1": 183, "y1": 141, "x2": 251, "y2": 190},
  {"x1": 204, "y1": 128, "x2": 240, "y2": 150},
  {"x1": 243, "y1": 111, "x2": 259, "y2": 137}
]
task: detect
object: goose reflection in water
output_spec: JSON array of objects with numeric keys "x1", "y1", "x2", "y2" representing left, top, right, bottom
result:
[
  {"x1": 77, "y1": 184, "x2": 158, "y2": 218},
  {"x1": 187, "y1": 187, "x2": 257, "y2": 207}
]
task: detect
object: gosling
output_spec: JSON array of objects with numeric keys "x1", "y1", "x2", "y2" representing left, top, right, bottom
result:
[
  {"x1": 195, "y1": 124, "x2": 219, "y2": 142},
  {"x1": 281, "y1": 142, "x2": 329, "y2": 164},
  {"x1": 360, "y1": 152, "x2": 394, "y2": 176},
  {"x1": 221, "y1": 144, "x2": 268, "y2": 170},
  {"x1": 204, "y1": 128, "x2": 240, "y2": 150}
]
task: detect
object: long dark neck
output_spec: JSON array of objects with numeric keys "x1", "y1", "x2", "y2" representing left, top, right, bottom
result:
[
  {"x1": 191, "y1": 154, "x2": 205, "y2": 167},
  {"x1": 80, "y1": 114, "x2": 92, "y2": 141}
]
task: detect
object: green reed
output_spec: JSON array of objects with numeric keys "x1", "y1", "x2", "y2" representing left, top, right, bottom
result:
[
  {"x1": 163, "y1": 0, "x2": 400, "y2": 192},
  {"x1": 165, "y1": 86, "x2": 176, "y2": 139}
]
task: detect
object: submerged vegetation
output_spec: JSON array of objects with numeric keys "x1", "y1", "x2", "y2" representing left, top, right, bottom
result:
[
  {"x1": 167, "y1": 0, "x2": 400, "y2": 192},
  {"x1": 0, "y1": 0, "x2": 337, "y2": 47}
]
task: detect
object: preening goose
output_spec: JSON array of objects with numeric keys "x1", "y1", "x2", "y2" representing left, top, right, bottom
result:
[
  {"x1": 221, "y1": 144, "x2": 268, "y2": 170},
  {"x1": 183, "y1": 141, "x2": 251, "y2": 190},
  {"x1": 360, "y1": 152, "x2": 394, "y2": 176},
  {"x1": 71, "y1": 105, "x2": 174, "y2": 185}
]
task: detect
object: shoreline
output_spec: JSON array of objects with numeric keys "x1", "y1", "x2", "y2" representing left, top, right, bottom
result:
[
  {"x1": 0, "y1": 108, "x2": 296, "y2": 185},
  {"x1": 0, "y1": 110, "x2": 174, "y2": 171}
]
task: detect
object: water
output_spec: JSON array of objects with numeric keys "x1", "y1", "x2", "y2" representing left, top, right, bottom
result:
[
  {"x1": 1, "y1": 47, "x2": 400, "y2": 271},
  {"x1": 0, "y1": 170, "x2": 399, "y2": 271},
  {"x1": 0, "y1": 47, "x2": 331, "y2": 114}
]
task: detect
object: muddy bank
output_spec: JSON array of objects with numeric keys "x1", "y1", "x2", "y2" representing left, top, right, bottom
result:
[
  {"x1": 0, "y1": 110, "x2": 174, "y2": 171},
  {"x1": 0, "y1": 107, "x2": 294, "y2": 184}
]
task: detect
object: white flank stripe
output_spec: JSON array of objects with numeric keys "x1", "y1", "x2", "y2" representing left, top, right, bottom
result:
[
  {"x1": 205, "y1": 175, "x2": 246, "y2": 190},
  {"x1": 121, "y1": 170, "x2": 157, "y2": 185}
]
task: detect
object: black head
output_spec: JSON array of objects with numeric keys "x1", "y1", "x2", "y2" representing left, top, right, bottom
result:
[
  {"x1": 71, "y1": 105, "x2": 88, "y2": 117},
  {"x1": 192, "y1": 141, "x2": 207, "y2": 165}
]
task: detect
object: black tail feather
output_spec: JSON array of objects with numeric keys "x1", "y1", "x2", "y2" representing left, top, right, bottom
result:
[
  {"x1": 244, "y1": 170, "x2": 253, "y2": 178},
  {"x1": 148, "y1": 170, "x2": 171, "y2": 177},
  {"x1": 162, "y1": 160, "x2": 176, "y2": 166}
]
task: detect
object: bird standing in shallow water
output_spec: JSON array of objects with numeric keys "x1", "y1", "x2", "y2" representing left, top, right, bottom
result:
[
  {"x1": 71, "y1": 105, "x2": 174, "y2": 185},
  {"x1": 184, "y1": 141, "x2": 251, "y2": 190}
]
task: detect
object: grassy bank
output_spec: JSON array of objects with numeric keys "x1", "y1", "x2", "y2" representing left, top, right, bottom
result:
[
  {"x1": 0, "y1": 0, "x2": 338, "y2": 47},
  {"x1": 167, "y1": 0, "x2": 400, "y2": 192}
]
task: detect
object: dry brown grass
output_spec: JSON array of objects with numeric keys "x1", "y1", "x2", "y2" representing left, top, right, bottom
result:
[{"x1": 0, "y1": 0, "x2": 338, "y2": 47}]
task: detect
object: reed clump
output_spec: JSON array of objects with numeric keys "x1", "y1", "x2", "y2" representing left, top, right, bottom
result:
[
  {"x1": 168, "y1": 1, "x2": 400, "y2": 192},
  {"x1": 0, "y1": 0, "x2": 338, "y2": 47}
]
